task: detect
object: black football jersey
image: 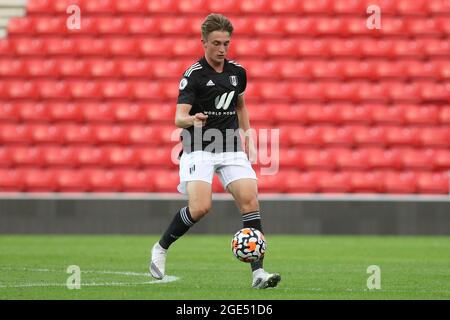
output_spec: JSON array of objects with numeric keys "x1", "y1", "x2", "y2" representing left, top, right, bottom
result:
[{"x1": 177, "y1": 56, "x2": 247, "y2": 154}]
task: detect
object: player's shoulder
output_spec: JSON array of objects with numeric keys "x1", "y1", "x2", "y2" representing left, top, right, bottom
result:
[
  {"x1": 227, "y1": 59, "x2": 246, "y2": 73},
  {"x1": 182, "y1": 60, "x2": 203, "y2": 78}
]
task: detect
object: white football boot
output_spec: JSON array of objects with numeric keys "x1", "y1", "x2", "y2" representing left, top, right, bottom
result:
[
  {"x1": 150, "y1": 242, "x2": 167, "y2": 280},
  {"x1": 252, "y1": 269, "x2": 281, "y2": 289}
]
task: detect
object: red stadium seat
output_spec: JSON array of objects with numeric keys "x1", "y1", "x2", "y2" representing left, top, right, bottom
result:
[
  {"x1": 128, "y1": 125, "x2": 161, "y2": 145},
  {"x1": 132, "y1": 81, "x2": 162, "y2": 100},
  {"x1": 382, "y1": 171, "x2": 417, "y2": 194},
  {"x1": 300, "y1": 148, "x2": 335, "y2": 169},
  {"x1": 273, "y1": 103, "x2": 308, "y2": 124},
  {"x1": 301, "y1": 0, "x2": 332, "y2": 13},
  {"x1": 57, "y1": 58, "x2": 89, "y2": 77},
  {"x1": 283, "y1": 17, "x2": 315, "y2": 35},
  {"x1": 440, "y1": 107, "x2": 450, "y2": 124},
  {"x1": 422, "y1": 39, "x2": 450, "y2": 56},
  {"x1": 257, "y1": 172, "x2": 287, "y2": 193},
  {"x1": 307, "y1": 104, "x2": 340, "y2": 124},
  {"x1": 114, "y1": 103, "x2": 146, "y2": 123},
  {"x1": 352, "y1": 125, "x2": 387, "y2": 146},
  {"x1": 25, "y1": 58, "x2": 58, "y2": 77},
  {"x1": 101, "y1": 81, "x2": 133, "y2": 99},
  {"x1": 126, "y1": 17, "x2": 160, "y2": 35},
  {"x1": 434, "y1": 149, "x2": 450, "y2": 169},
  {"x1": 106, "y1": 147, "x2": 140, "y2": 167},
  {"x1": 120, "y1": 169, "x2": 154, "y2": 192},
  {"x1": 49, "y1": 102, "x2": 83, "y2": 123},
  {"x1": 333, "y1": 0, "x2": 365, "y2": 13},
  {"x1": 31, "y1": 124, "x2": 64, "y2": 144},
  {"x1": 397, "y1": 0, "x2": 427, "y2": 15},
  {"x1": 140, "y1": 38, "x2": 173, "y2": 57},
  {"x1": 321, "y1": 126, "x2": 354, "y2": 146},
  {"x1": 400, "y1": 148, "x2": 435, "y2": 170},
  {"x1": 37, "y1": 80, "x2": 70, "y2": 99},
  {"x1": 46, "y1": 37, "x2": 70, "y2": 57},
  {"x1": 290, "y1": 126, "x2": 323, "y2": 146},
  {"x1": 81, "y1": 0, "x2": 115, "y2": 13},
  {"x1": 420, "y1": 127, "x2": 450, "y2": 147},
  {"x1": 417, "y1": 172, "x2": 449, "y2": 194},
  {"x1": 96, "y1": 17, "x2": 126, "y2": 35},
  {"x1": 23, "y1": 169, "x2": 57, "y2": 192},
  {"x1": 386, "y1": 126, "x2": 420, "y2": 146},
  {"x1": 279, "y1": 148, "x2": 303, "y2": 169},
  {"x1": 0, "y1": 58, "x2": 25, "y2": 77},
  {"x1": 116, "y1": 0, "x2": 146, "y2": 13},
  {"x1": 86, "y1": 169, "x2": 122, "y2": 192},
  {"x1": 316, "y1": 17, "x2": 345, "y2": 35},
  {"x1": 290, "y1": 82, "x2": 325, "y2": 101},
  {"x1": 12, "y1": 147, "x2": 45, "y2": 167},
  {"x1": 69, "y1": 80, "x2": 103, "y2": 99},
  {"x1": 177, "y1": 0, "x2": 207, "y2": 13},
  {"x1": 351, "y1": 171, "x2": 383, "y2": 193},
  {"x1": 144, "y1": 103, "x2": 175, "y2": 123},
  {"x1": 258, "y1": 82, "x2": 290, "y2": 102},
  {"x1": 137, "y1": 147, "x2": 174, "y2": 168},
  {"x1": 270, "y1": 0, "x2": 301, "y2": 14},
  {"x1": 339, "y1": 104, "x2": 371, "y2": 124},
  {"x1": 7, "y1": 81, "x2": 39, "y2": 99},
  {"x1": 18, "y1": 102, "x2": 50, "y2": 122},
  {"x1": 421, "y1": 82, "x2": 450, "y2": 101},
  {"x1": 95, "y1": 125, "x2": 129, "y2": 145},
  {"x1": 13, "y1": 38, "x2": 45, "y2": 56},
  {"x1": 75, "y1": 38, "x2": 107, "y2": 56},
  {"x1": 278, "y1": 60, "x2": 313, "y2": 79},
  {"x1": 107, "y1": 38, "x2": 137, "y2": 56},
  {"x1": 371, "y1": 105, "x2": 405, "y2": 125},
  {"x1": 63, "y1": 124, "x2": 96, "y2": 145},
  {"x1": 285, "y1": 170, "x2": 321, "y2": 193},
  {"x1": 119, "y1": 59, "x2": 153, "y2": 77},
  {"x1": 240, "y1": 0, "x2": 270, "y2": 13},
  {"x1": 208, "y1": 0, "x2": 241, "y2": 13},
  {"x1": 233, "y1": 39, "x2": 266, "y2": 58},
  {"x1": 76, "y1": 146, "x2": 108, "y2": 167},
  {"x1": 146, "y1": 0, "x2": 178, "y2": 13},
  {"x1": 404, "y1": 105, "x2": 439, "y2": 125},
  {"x1": 0, "y1": 124, "x2": 32, "y2": 144},
  {"x1": 253, "y1": 17, "x2": 284, "y2": 36},
  {"x1": 334, "y1": 148, "x2": 370, "y2": 170},
  {"x1": 158, "y1": 18, "x2": 191, "y2": 36},
  {"x1": 56, "y1": 169, "x2": 90, "y2": 192},
  {"x1": 0, "y1": 169, "x2": 25, "y2": 191},
  {"x1": 153, "y1": 170, "x2": 179, "y2": 192},
  {"x1": 318, "y1": 171, "x2": 352, "y2": 193},
  {"x1": 428, "y1": 0, "x2": 450, "y2": 13},
  {"x1": 27, "y1": 0, "x2": 53, "y2": 13},
  {"x1": 406, "y1": 18, "x2": 442, "y2": 36},
  {"x1": 329, "y1": 39, "x2": 362, "y2": 57},
  {"x1": 43, "y1": 146, "x2": 77, "y2": 167},
  {"x1": 153, "y1": 60, "x2": 188, "y2": 79},
  {"x1": 88, "y1": 59, "x2": 119, "y2": 77},
  {"x1": 297, "y1": 39, "x2": 330, "y2": 57},
  {"x1": 0, "y1": 147, "x2": 12, "y2": 167},
  {"x1": 83, "y1": 102, "x2": 115, "y2": 123},
  {"x1": 367, "y1": 148, "x2": 402, "y2": 169},
  {"x1": 388, "y1": 82, "x2": 422, "y2": 102}
]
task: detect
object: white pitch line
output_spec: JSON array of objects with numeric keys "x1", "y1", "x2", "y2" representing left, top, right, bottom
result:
[{"x1": 0, "y1": 266, "x2": 179, "y2": 289}]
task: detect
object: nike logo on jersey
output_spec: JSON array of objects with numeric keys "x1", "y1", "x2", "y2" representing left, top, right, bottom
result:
[{"x1": 206, "y1": 80, "x2": 215, "y2": 86}]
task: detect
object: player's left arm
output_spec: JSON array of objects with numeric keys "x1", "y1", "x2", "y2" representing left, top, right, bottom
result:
[{"x1": 236, "y1": 94, "x2": 257, "y2": 163}]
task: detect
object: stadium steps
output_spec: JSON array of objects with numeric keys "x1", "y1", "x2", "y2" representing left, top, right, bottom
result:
[{"x1": 0, "y1": 0, "x2": 27, "y2": 38}]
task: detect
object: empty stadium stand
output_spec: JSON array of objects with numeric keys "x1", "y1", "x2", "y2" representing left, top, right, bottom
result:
[{"x1": 0, "y1": 0, "x2": 448, "y2": 193}]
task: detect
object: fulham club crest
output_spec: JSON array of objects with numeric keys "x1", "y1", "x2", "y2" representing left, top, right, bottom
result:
[{"x1": 229, "y1": 76, "x2": 238, "y2": 87}]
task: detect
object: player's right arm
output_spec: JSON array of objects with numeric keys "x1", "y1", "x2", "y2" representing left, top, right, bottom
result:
[{"x1": 175, "y1": 104, "x2": 208, "y2": 128}]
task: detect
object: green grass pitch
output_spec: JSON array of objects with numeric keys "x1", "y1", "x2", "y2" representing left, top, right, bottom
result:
[{"x1": 0, "y1": 235, "x2": 449, "y2": 300}]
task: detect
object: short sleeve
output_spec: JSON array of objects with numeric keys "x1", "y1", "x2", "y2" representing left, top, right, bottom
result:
[
  {"x1": 238, "y1": 68, "x2": 247, "y2": 96},
  {"x1": 177, "y1": 76, "x2": 197, "y2": 105}
]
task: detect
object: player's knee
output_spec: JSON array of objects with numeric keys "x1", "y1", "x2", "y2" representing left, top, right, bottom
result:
[
  {"x1": 239, "y1": 195, "x2": 259, "y2": 213},
  {"x1": 189, "y1": 204, "x2": 211, "y2": 220}
]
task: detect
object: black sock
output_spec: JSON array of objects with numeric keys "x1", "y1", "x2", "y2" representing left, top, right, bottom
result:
[
  {"x1": 242, "y1": 211, "x2": 264, "y2": 272},
  {"x1": 159, "y1": 207, "x2": 196, "y2": 250}
]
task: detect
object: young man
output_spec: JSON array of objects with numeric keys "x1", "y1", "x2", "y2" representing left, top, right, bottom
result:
[{"x1": 150, "y1": 13, "x2": 281, "y2": 289}]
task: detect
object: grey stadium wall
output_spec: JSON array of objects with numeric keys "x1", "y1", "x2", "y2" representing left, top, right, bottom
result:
[{"x1": 0, "y1": 193, "x2": 449, "y2": 235}]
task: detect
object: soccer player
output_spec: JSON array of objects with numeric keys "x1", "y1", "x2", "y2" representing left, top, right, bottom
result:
[{"x1": 150, "y1": 13, "x2": 281, "y2": 289}]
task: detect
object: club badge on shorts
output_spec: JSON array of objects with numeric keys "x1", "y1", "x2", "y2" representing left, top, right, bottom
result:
[{"x1": 229, "y1": 76, "x2": 238, "y2": 87}]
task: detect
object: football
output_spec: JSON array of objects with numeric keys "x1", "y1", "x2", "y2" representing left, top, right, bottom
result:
[{"x1": 231, "y1": 228, "x2": 266, "y2": 263}]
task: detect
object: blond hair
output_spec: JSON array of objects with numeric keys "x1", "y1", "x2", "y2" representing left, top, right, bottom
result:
[{"x1": 201, "y1": 13, "x2": 234, "y2": 40}]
